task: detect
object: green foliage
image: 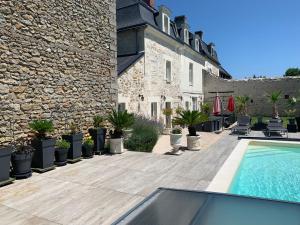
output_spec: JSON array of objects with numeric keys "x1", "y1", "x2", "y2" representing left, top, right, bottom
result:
[
  {"x1": 162, "y1": 108, "x2": 173, "y2": 116},
  {"x1": 93, "y1": 115, "x2": 104, "y2": 128},
  {"x1": 83, "y1": 137, "x2": 94, "y2": 149},
  {"x1": 172, "y1": 127, "x2": 182, "y2": 134},
  {"x1": 284, "y1": 68, "x2": 300, "y2": 77},
  {"x1": 125, "y1": 117, "x2": 160, "y2": 152},
  {"x1": 29, "y1": 120, "x2": 54, "y2": 139},
  {"x1": 235, "y1": 95, "x2": 250, "y2": 115},
  {"x1": 173, "y1": 110, "x2": 208, "y2": 136},
  {"x1": 108, "y1": 110, "x2": 134, "y2": 138},
  {"x1": 69, "y1": 122, "x2": 80, "y2": 135},
  {"x1": 267, "y1": 91, "x2": 282, "y2": 104},
  {"x1": 56, "y1": 139, "x2": 70, "y2": 150},
  {"x1": 175, "y1": 106, "x2": 184, "y2": 115},
  {"x1": 201, "y1": 103, "x2": 211, "y2": 115}
]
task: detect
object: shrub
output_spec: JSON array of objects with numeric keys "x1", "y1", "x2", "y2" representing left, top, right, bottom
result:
[
  {"x1": 56, "y1": 139, "x2": 70, "y2": 150},
  {"x1": 29, "y1": 119, "x2": 54, "y2": 139},
  {"x1": 69, "y1": 122, "x2": 80, "y2": 135},
  {"x1": 163, "y1": 108, "x2": 173, "y2": 116},
  {"x1": 125, "y1": 116, "x2": 161, "y2": 152},
  {"x1": 93, "y1": 115, "x2": 104, "y2": 128},
  {"x1": 12, "y1": 139, "x2": 35, "y2": 155},
  {"x1": 172, "y1": 127, "x2": 182, "y2": 134},
  {"x1": 83, "y1": 137, "x2": 94, "y2": 149}
]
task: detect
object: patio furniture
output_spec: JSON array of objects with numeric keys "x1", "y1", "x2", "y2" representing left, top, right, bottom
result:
[
  {"x1": 231, "y1": 116, "x2": 251, "y2": 135},
  {"x1": 266, "y1": 120, "x2": 288, "y2": 138}
]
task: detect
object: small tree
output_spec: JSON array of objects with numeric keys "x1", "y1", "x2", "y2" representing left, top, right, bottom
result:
[
  {"x1": 235, "y1": 96, "x2": 250, "y2": 116},
  {"x1": 284, "y1": 68, "x2": 300, "y2": 77},
  {"x1": 285, "y1": 97, "x2": 297, "y2": 119},
  {"x1": 267, "y1": 91, "x2": 282, "y2": 119}
]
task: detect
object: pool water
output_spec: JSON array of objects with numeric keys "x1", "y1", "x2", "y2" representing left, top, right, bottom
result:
[{"x1": 229, "y1": 143, "x2": 300, "y2": 203}]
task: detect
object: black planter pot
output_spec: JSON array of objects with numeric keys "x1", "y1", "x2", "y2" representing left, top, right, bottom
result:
[
  {"x1": 55, "y1": 148, "x2": 68, "y2": 166},
  {"x1": 88, "y1": 128, "x2": 107, "y2": 155},
  {"x1": 296, "y1": 117, "x2": 300, "y2": 132},
  {"x1": 11, "y1": 152, "x2": 33, "y2": 179},
  {"x1": 62, "y1": 133, "x2": 83, "y2": 160},
  {"x1": 82, "y1": 145, "x2": 94, "y2": 159},
  {"x1": 31, "y1": 138, "x2": 55, "y2": 172},
  {"x1": 0, "y1": 146, "x2": 12, "y2": 185}
]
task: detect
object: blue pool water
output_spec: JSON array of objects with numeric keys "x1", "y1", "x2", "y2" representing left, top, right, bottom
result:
[{"x1": 229, "y1": 143, "x2": 300, "y2": 203}]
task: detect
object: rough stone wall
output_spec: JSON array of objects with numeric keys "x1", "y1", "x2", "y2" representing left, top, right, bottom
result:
[
  {"x1": 0, "y1": 0, "x2": 117, "y2": 144},
  {"x1": 203, "y1": 74, "x2": 300, "y2": 116},
  {"x1": 118, "y1": 56, "x2": 145, "y2": 114}
]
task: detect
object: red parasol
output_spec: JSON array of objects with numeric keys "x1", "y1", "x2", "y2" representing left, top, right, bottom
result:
[
  {"x1": 213, "y1": 95, "x2": 221, "y2": 116},
  {"x1": 227, "y1": 96, "x2": 235, "y2": 112}
]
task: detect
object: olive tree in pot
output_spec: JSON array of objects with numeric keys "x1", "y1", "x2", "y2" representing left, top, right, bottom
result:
[
  {"x1": 55, "y1": 139, "x2": 70, "y2": 167},
  {"x1": 29, "y1": 119, "x2": 56, "y2": 172},
  {"x1": 11, "y1": 140, "x2": 35, "y2": 179},
  {"x1": 108, "y1": 110, "x2": 134, "y2": 154},
  {"x1": 62, "y1": 122, "x2": 83, "y2": 162},
  {"x1": 0, "y1": 145, "x2": 13, "y2": 186},
  {"x1": 88, "y1": 115, "x2": 107, "y2": 155},
  {"x1": 285, "y1": 97, "x2": 298, "y2": 132},
  {"x1": 82, "y1": 137, "x2": 94, "y2": 159},
  {"x1": 173, "y1": 110, "x2": 208, "y2": 151}
]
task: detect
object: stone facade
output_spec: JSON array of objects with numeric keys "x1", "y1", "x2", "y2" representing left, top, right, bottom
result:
[
  {"x1": 0, "y1": 0, "x2": 117, "y2": 144},
  {"x1": 203, "y1": 74, "x2": 300, "y2": 116}
]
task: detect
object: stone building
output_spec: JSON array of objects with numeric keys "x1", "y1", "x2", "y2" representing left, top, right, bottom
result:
[
  {"x1": 0, "y1": 0, "x2": 117, "y2": 144},
  {"x1": 117, "y1": 0, "x2": 231, "y2": 125}
]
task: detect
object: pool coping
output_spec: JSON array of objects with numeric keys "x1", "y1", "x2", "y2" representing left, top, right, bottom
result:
[{"x1": 206, "y1": 139, "x2": 300, "y2": 193}]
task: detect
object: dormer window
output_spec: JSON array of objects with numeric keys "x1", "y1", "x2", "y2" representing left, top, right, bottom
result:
[
  {"x1": 162, "y1": 14, "x2": 170, "y2": 34},
  {"x1": 184, "y1": 29, "x2": 189, "y2": 44},
  {"x1": 195, "y1": 39, "x2": 200, "y2": 52}
]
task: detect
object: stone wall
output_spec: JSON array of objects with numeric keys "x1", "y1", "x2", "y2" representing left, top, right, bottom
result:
[
  {"x1": 203, "y1": 74, "x2": 300, "y2": 116},
  {"x1": 0, "y1": 0, "x2": 117, "y2": 144}
]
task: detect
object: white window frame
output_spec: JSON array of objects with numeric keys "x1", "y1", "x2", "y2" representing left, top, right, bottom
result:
[
  {"x1": 165, "y1": 60, "x2": 172, "y2": 83},
  {"x1": 162, "y1": 13, "x2": 170, "y2": 35},
  {"x1": 185, "y1": 101, "x2": 190, "y2": 110},
  {"x1": 195, "y1": 39, "x2": 200, "y2": 52},
  {"x1": 184, "y1": 29, "x2": 189, "y2": 44},
  {"x1": 192, "y1": 97, "x2": 198, "y2": 111},
  {"x1": 189, "y1": 63, "x2": 194, "y2": 86}
]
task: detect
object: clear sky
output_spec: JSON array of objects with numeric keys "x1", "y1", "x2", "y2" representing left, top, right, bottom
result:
[{"x1": 156, "y1": 0, "x2": 300, "y2": 79}]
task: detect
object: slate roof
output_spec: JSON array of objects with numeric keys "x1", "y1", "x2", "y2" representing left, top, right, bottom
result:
[
  {"x1": 118, "y1": 52, "x2": 145, "y2": 75},
  {"x1": 117, "y1": 0, "x2": 231, "y2": 78}
]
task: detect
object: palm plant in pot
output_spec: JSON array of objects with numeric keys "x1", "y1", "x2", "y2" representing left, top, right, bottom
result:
[
  {"x1": 82, "y1": 136, "x2": 94, "y2": 159},
  {"x1": 55, "y1": 139, "x2": 70, "y2": 166},
  {"x1": 108, "y1": 110, "x2": 134, "y2": 154},
  {"x1": 88, "y1": 115, "x2": 107, "y2": 155},
  {"x1": 0, "y1": 144, "x2": 13, "y2": 186},
  {"x1": 29, "y1": 119, "x2": 56, "y2": 172},
  {"x1": 11, "y1": 140, "x2": 35, "y2": 179},
  {"x1": 236, "y1": 96, "x2": 250, "y2": 116},
  {"x1": 62, "y1": 122, "x2": 83, "y2": 162},
  {"x1": 267, "y1": 91, "x2": 282, "y2": 119},
  {"x1": 173, "y1": 110, "x2": 208, "y2": 151}
]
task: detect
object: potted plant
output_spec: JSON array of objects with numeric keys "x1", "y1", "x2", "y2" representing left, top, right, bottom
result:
[
  {"x1": 29, "y1": 119, "x2": 56, "y2": 172},
  {"x1": 55, "y1": 139, "x2": 70, "y2": 166},
  {"x1": 170, "y1": 127, "x2": 182, "y2": 147},
  {"x1": 267, "y1": 91, "x2": 282, "y2": 119},
  {"x1": 82, "y1": 137, "x2": 94, "y2": 159},
  {"x1": 285, "y1": 97, "x2": 298, "y2": 132},
  {"x1": 108, "y1": 110, "x2": 134, "y2": 154},
  {"x1": 236, "y1": 96, "x2": 250, "y2": 116},
  {"x1": 62, "y1": 122, "x2": 83, "y2": 162},
  {"x1": 0, "y1": 145, "x2": 13, "y2": 186},
  {"x1": 162, "y1": 108, "x2": 173, "y2": 135},
  {"x1": 11, "y1": 140, "x2": 35, "y2": 179},
  {"x1": 88, "y1": 115, "x2": 107, "y2": 155},
  {"x1": 173, "y1": 110, "x2": 208, "y2": 151}
]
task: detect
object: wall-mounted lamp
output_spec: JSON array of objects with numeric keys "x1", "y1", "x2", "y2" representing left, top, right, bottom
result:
[
  {"x1": 138, "y1": 94, "x2": 144, "y2": 101},
  {"x1": 178, "y1": 96, "x2": 183, "y2": 101},
  {"x1": 161, "y1": 95, "x2": 166, "y2": 101}
]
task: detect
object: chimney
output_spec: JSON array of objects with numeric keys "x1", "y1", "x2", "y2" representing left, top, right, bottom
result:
[
  {"x1": 143, "y1": 0, "x2": 155, "y2": 8},
  {"x1": 195, "y1": 31, "x2": 203, "y2": 40}
]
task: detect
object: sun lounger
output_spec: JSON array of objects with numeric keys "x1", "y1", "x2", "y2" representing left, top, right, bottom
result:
[
  {"x1": 266, "y1": 120, "x2": 288, "y2": 137},
  {"x1": 231, "y1": 116, "x2": 251, "y2": 135}
]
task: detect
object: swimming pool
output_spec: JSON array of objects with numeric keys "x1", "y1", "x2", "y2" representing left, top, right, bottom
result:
[{"x1": 207, "y1": 140, "x2": 300, "y2": 203}]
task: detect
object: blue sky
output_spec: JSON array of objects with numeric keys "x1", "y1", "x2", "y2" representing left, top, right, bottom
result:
[{"x1": 156, "y1": 0, "x2": 300, "y2": 79}]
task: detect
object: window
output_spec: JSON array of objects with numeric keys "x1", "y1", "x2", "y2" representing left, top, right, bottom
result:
[
  {"x1": 185, "y1": 101, "x2": 190, "y2": 110},
  {"x1": 163, "y1": 14, "x2": 170, "y2": 34},
  {"x1": 118, "y1": 103, "x2": 126, "y2": 112},
  {"x1": 166, "y1": 60, "x2": 171, "y2": 83},
  {"x1": 192, "y1": 97, "x2": 197, "y2": 111},
  {"x1": 189, "y1": 63, "x2": 193, "y2": 86},
  {"x1": 184, "y1": 29, "x2": 189, "y2": 44},
  {"x1": 151, "y1": 102, "x2": 158, "y2": 120},
  {"x1": 195, "y1": 39, "x2": 200, "y2": 52}
]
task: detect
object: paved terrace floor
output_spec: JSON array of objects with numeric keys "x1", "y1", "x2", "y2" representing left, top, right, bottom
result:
[{"x1": 0, "y1": 131, "x2": 239, "y2": 225}]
